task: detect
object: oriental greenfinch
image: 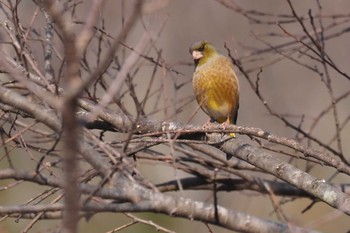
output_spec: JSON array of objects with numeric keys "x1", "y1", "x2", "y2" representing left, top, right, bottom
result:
[{"x1": 190, "y1": 41, "x2": 239, "y2": 137}]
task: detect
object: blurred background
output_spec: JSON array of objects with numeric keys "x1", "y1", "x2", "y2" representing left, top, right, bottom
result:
[{"x1": 0, "y1": 0, "x2": 350, "y2": 232}]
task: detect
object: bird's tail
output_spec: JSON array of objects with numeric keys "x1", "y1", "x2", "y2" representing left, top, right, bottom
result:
[{"x1": 228, "y1": 116, "x2": 236, "y2": 137}]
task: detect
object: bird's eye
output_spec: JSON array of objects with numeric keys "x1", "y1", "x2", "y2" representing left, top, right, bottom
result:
[{"x1": 198, "y1": 44, "x2": 205, "y2": 51}]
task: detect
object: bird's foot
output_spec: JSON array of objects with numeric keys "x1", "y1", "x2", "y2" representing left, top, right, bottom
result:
[
  {"x1": 222, "y1": 120, "x2": 235, "y2": 138},
  {"x1": 202, "y1": 118, "x2": 216, "y2": 131}
]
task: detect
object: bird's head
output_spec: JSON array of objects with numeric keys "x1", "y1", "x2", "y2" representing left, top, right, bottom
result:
[{"x1": 189, "y1": 41, "x2": 218, "y2": 67}]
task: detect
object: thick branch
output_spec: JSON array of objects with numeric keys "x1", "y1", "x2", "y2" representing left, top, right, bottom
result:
[
  {"x1": 208, "y1": 134, "x2": 350, "y2": 215},
  {"x1": 0, "y1": 168, "x2": 320, "y2": 233}
]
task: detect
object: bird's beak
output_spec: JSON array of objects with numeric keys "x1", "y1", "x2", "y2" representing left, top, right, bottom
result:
[{"x1": 192, "y1": 51, "x2": 203, "y2": 60}]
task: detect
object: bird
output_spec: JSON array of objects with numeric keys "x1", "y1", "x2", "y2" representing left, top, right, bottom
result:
[{"x1": 189, "y1": 41, "x2": 239, "y2": 137}]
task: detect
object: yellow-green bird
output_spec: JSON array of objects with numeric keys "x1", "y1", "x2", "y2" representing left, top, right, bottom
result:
[{"x1": 189, "y1": 41, "x2": 239, "y2": 137}]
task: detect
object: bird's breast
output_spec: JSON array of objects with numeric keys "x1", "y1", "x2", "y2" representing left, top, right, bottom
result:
[{"x1": 192, "y1": 56, "x2": 239, "y2": 121}]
